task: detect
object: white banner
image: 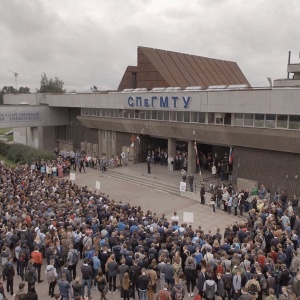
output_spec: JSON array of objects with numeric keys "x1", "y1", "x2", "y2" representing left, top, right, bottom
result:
[
  {"x1": 180, "y1": 181, "x2": 186, "y2": 192},
  {"x1": 70, "y1": 173, "x2": 76, "y2": 181},
  {"x1": 95, "y1": 181, "x2": 100, "y2": 190},
  {"x1": 183, "y1": 212, "x2": 194, "y2": 223}
]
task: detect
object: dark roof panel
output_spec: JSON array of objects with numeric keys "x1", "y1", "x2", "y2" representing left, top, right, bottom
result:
[{"x1": 137, "y1": 46, "x2": 250, "y2": 89}]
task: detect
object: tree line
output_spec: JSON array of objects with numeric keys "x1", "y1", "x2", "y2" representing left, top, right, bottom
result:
[{"x1": 0, "y1": 73, "x2": 65, "y2": 104}]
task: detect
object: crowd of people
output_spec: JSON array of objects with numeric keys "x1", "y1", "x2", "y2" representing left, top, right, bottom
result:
[{"x1": 0, "y1": 159, "x2": 298, "y2": 300}]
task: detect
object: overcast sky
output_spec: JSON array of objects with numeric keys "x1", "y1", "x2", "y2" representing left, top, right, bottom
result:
[{"x1": 1, "y1": 0, "x2": 299, "y2": 92}]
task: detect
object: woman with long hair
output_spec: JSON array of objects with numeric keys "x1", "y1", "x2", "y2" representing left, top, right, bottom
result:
[
  {"x1": 96, "y1": 271, "x2": 108, "y2": 300},
  {"x1": 121, "y1": 272, "x2": 131, "y2": 300}
]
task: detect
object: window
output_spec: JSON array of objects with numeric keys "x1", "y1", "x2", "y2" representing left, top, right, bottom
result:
[
  {"x1": 103, "y1": 130, "x2": 107, "y2": 141},
  {"x1": 129, "y1": 110, "x2": 134, "y2": 118},
  {"x1": 145, "y1": 110, "x2": 151, "y2": 119},
  {"x1": 184, "y1": 112, "x2": 190, "y2": 122},
  {"x1": 191, "y1": 112, "x2": 198, "y2": 123},
  {"x1": 97, "y1": 109, "x2": 101, "y2": 116},
  {"x1": 234, "y1": 113, "x2": 243, "y2": 126},
  {"x1": 151, "y1": 111, "x2": 157, "y2": 120},
  {"x1": 112, "y1": 131, "x2": 115, "y2": 142},
  {"x1": 198, "y1": 112, "x2": 205, "y2": 124},
  {"x1": 55, "y1": 125, "x2": 72, "y2": 141},
  {"x1": 157, "y1": 111, "x2": 163, "y2": 120},
  {"x1": 244, "y1": 114, "x2": 253, "y2": 126},
  {"x1": 134, "y1": 110, "x2": 140, "y2": 119},
  {"x1": 115, "y1": 109, "x2": 120, "y2": 118},
  {"x1": 289, "y1": 115, "x2": 300, "y2": 130},
  {"x1": 164, "y1": 111, "x2": 169, "y2": 121},
  {"x1": 101, "y1": 109, "x2": 105, "y2": 117},
  {"x1": 265, "y1": 114, "x2": 275, "y2": 128},
  {"x1": 224, "y1": 113, "x2": 231, "y2": 125},
  {"x1": 140, "y1": 111, "x2": 145, "y2": 119},
  {"x1": 208, "y1": 113, "x2": 215, "y2": 124},
  {"x1": 254, "y1": 114, "x2": 264, "y2": 127},
  {"x1": 277, "y1": 115, "x2": 288, "y2": 128},
  {"x1": 177, "y1": 111, "x2": 183, "y2": 122},
  {"x1": 88, "y1": 108, "x2": 93, "y2": 116},
  {"x1": 170, "y1": 111, "x2": 176, "y2": 121}
]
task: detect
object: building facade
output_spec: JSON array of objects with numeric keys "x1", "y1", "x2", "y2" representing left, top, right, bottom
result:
[{"x1": 3, "y1": 47, "x2": 300, "y2": 195}]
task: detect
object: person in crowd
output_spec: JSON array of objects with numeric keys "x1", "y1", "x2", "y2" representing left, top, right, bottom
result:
[
  {"x1": 0, "y1": 160, "x2": 298, "y2": 300},
  {"x1": 57, "y1": 273, "x2": 71, "y2": 300},
  {"x1": 45, "y1": 259, "x2": 58, "y2": 298},
  {"x1": 96, "y1": 271, "x2": 108, "y2": 300}
]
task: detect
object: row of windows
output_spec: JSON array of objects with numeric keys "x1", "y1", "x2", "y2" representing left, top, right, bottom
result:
[{"x1": 81, "y1": 108, "x2": 300, "y2": 130}]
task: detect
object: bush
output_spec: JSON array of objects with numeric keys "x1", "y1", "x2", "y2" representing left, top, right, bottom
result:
[{"x1": 0, "y1": 141, "x2": 56, "y2": 164}]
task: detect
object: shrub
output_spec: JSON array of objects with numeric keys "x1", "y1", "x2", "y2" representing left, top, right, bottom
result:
[{"x1": 0, "y1": 141, "x2": 56, "y2": 164}]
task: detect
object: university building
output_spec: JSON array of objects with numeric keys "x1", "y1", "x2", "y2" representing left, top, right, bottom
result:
[{"x1": 3, "y1": 47, "x2": 300, "y2": 194}]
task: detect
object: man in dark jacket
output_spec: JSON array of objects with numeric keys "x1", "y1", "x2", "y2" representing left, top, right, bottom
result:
[
  {"x1": 197, "y1": 266, "x2": 206, "y2": 298},
  {"x1": 81, "y1": 258, "x2": 93, "y2": 299},
  {"x1": 3, "y1": 256, "x2": 15, "y2": 295},
  {"x1": 137, "y1": 268, "x2": 149, "y2": 300},
  {"x1": 129, "y1": 260, "x2": 142, "y2": 300},
  {"x1": 58, "y1": 273, "x2": 71, "y2": 299}
]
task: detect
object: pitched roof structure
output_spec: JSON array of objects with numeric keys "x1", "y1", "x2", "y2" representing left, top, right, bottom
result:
[{"x1": 118, "y1": 46, "x2": 250, "y2": 91}]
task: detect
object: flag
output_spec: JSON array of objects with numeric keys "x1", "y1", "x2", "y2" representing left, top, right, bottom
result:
[
  {"x1": 136, "y1": 135, "x2": 140, "y2": 144},
  {"x1": 130, "y1": 143, "x2": 134, "y2": 148},
  {"x1": 194, "y1": 140, "x2": 198, "y2": 155},
  {"x1": 194, "y1": 140, "x2": 199, "y2": 165},
  {"x1": 131, "y1": 133, "x2": 136, "y2": 144},
  {"x1": 229, "y1": 147, "x2": 234, "y2": 164}
]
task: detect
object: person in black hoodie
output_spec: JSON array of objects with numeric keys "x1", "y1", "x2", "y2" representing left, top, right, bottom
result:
[
  {"x1": 3, "y1": 256, "x2": 15, "y2": 296},
  {"x1": 184, "y1": 258, "x2": 197, "y2": 297}
]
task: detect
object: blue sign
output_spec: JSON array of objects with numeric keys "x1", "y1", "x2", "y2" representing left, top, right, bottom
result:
[{"x1": 127, "y1": 95, "x2": 191, "y2": 109}]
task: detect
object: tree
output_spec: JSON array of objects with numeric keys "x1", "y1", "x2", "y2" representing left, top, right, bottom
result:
[
  {"x1": 38, "y1": 73, "x2": 65, "y2": 93},
  {"x1": 18, "y1": 86, "x2": 30, "y2": 94}
]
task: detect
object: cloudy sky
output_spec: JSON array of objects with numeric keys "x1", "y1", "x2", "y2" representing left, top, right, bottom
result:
[{"x1": 1, "y1": 0, "x2": 299, "y2": 92}]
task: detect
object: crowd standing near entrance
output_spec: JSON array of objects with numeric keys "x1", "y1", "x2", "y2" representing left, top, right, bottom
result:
[{"x1": 0, "y1": 154, "x2": 298, "y2": 300}]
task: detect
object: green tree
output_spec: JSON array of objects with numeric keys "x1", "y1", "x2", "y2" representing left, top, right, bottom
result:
[
  {"x1": 18, "y1": 86, "x2": 30, "y2": 94},
  {"x1": 38, "y1": 73, "x2": 65, "y2": 93}
]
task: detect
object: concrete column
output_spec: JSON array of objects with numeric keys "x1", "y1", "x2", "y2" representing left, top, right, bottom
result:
[
  {"x1": 188, "y1": 140, "x2": 196, "y2": 174},
  {"x1": 168, "y1": 138, "x2": 176, "y2": 158}
]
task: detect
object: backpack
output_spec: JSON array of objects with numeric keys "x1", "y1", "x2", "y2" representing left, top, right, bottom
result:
[
  {"x1": 159, "y1": 290, "x2": 170, "y2": 300},
  {"x1": 205, "y1": 283, "x2": 215, "y2": 299},
  {"x1": 24, "y1": 266, "x2": 32, "y2": 282},
  {"x1": 175, "y1": 286, "x2": 183, "y2": 300},
  {"x1": 112, "y1": 245, "x2": 121, "y2": 262},
  {"x1": 249, "y1": 283, "x2": 258, "y2": 295},
  {"x1": 46, "y1": 266, "x2": 56, "y2": 283},
  {"x1": 223, "y1": 275, "x2": 232, "y2": 289},
  {"x1": 215, "y1": 264, "x2": 224, "y2": 276},
  {"x1": 259, "y1": 275, "x2": 267, "y2": 290},
  {"x1": 273, "y1": 270, "x2": 282, "y2": 284},
  {"x1": 70, "y1": 250, "x2": 79, "y2": 265},
  {"x1": 2, "y1": 265, "x2": 8, "y2": 277},
  {"x1": 19, "y1": 252, "x2": 25, "y2": 263},
  {"x1": 130, "y1": 269, "x2": 139, "y2": 283}
]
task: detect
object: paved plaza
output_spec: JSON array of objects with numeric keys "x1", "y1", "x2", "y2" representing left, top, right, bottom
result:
[{"x1": 7, "y1": 163, "x2": 242, "y2": 300}]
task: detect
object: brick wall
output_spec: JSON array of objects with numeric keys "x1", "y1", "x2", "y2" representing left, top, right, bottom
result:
[{"x1": 232, "y1": 146, "x2": 300, "y2": 196}]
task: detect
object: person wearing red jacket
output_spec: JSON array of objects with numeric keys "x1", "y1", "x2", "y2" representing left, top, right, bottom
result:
[{"x1": 31, "y1": 246, "x2": 44, "y2": 283}]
